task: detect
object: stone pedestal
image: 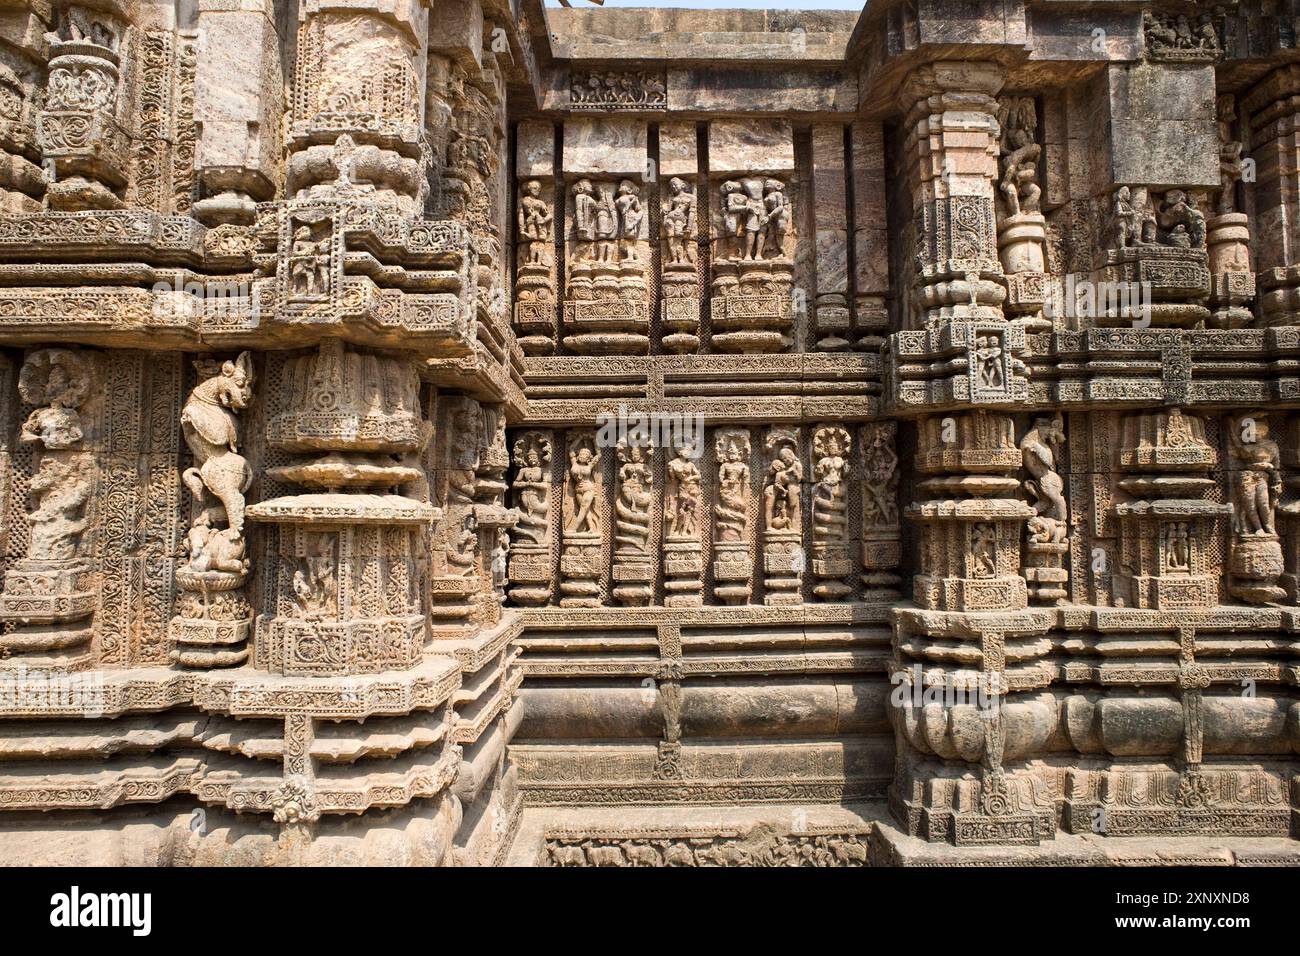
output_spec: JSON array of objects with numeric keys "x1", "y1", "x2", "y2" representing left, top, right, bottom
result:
[
  {"x1": 169, "y1": 568, "x2": 251, "y2": 668},
  {"x1": 559, "y1": 534, "x2": 602, "y2": 607},
  {"x1": 663, "y1": 539, "x2": 702, "y2": 607}
]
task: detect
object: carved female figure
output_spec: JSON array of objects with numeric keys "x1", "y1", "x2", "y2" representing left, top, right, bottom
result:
[
  {"x1": 1230, "y1": 415, "x2": 1281, "y2": 536},
  {"x1": 565, "y1": 440, "x2": 602, "y2": 534},
  {"x1": 665, "y1": 444, "x2": 701, "y2": 539},
  {"x1": 760, "y1": 178, "x2": 790, "y2": 258},
  {"x1": 971, "y1": 523, "x2": 997, "y2": 578},
  {"x1": 715, "y1": 432, "x2": 750, "y2": 542},
  {"x1": 1111, "y1": 186, "x2": 1137, "y2": 249},
  {"x1": 512, "y1": 434, "x2": 552, "y2": 546},
  {"x1": 615, "y1": 443, "x2": 653, "y2": 553},
  {"x1": 764, "y1": 443, "x2": 803, "y2": 532},
  {"x1": 862, "y1": 422, "x2": 899, "y2": 530},
  {"x1": 615, "y1": 179, "x2": 643, "y2": 262},
  {"x1": 662, "y1": 177, "x2": 697, "y2": 265}
]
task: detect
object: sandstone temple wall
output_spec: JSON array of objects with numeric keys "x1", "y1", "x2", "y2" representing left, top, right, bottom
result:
[{"x1": 0, "y1": 0, "x2": 1297, "y2": 865}]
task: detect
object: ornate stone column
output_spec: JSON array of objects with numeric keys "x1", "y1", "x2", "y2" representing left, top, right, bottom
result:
[
  {"x1": 761, "y1": 426, "x2": 803, "y2": 605},
  {"x1": 659, "y1": 122, "x2": 701, "y2": 354},
  {"x1": 514, "y1": 121, "x2": 558, "y2": 356},
  {"x1": 36, "y1": 6, "x2": 130, "y2": 210},
  {"x1": 712, "y1": 427, "x2": 753, "y2": 605},
  {"x1": 561, "y1": 119, "x2": 650, "y2": 355},
  {"x1": 1244, "y1": 64, "x2": 1300, "y2": 326},
  {"x1": 0, "y1": 349, "x2": 98, "y2": 669},
  {"x1": 507, "y1": 430, "x2": 555, "y2": 606},
  {"x1": 888, "y1": 62, "x2": 1054, "y2": 844}
]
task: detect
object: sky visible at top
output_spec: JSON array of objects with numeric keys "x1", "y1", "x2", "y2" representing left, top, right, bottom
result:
[{"x1": 543, "y1": 0, "x2": 865, "y2": 9}]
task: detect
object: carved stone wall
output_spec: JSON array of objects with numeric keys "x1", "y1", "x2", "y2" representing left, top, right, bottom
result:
[{"x1": 0, "y1": 0, "x2": 1297, "y2": 866}]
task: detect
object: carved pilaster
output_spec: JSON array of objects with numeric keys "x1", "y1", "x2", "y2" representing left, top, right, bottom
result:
[
  {"x1": 761, "y1": 426, "x2": 803, "y2": 605},
  {"x1": 514, "y1": 121, "x2": 557, "y2": 355},
  {"x1": 712, "y1": 428, "x2": 753, "y2": 605},
  {"x1": 508, "y1": 430, "x2": 555, "y2": 606},
  {"x1": 560, "y1": 431, "x2": 603, "y2": 607}
]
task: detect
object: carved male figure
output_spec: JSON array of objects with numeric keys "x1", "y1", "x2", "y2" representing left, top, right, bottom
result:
[{"x1": 518, "y1": 179, "x2": 553, "y2": 265}]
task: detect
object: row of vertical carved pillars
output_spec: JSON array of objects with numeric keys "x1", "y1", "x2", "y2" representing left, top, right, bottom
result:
[{"x1": 505, "y1": 423, "x2": 901, "y2": 609}]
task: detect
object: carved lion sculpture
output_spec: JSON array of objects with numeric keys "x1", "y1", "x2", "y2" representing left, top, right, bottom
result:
[{"x1": 181, "y1": 352, "x2": 254, "y2": 536}]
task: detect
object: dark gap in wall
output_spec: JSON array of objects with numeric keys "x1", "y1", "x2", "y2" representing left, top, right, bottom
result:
[
  {"x1": 553, "y1": 121, "x2": 565, "y2": 344},
  {"x1": 794, "y1": 124, "x2": 814, "y2": 354},
  {"x1": 843, "y1": 123, "x2": 860, "y2": 348},
  {"x1": 507, "y1": 122, "x2": 518, "y2": 314},
  {"x1": 648, "y1": 123, "x2": 662, "y2": 357},
  {"x1": 697, "y1": 120, "x2": 712, "y2": 352},
  {"x1": 883, "y1": 117, "x2": 908, "y2": 334}
]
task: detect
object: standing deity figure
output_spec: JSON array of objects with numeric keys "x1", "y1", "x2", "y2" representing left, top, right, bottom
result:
[
  {"x1": 662, "y1": 177, "x2": 697, "y2": 265},
  {"x1": 1165, "y1": 521, "x2": 1191, "y2": 571},
  {"x1": 1111, "y1": 186, "x2": 1138, "y2": 249},
  {"x1": 1229, "y1": 415, "x2": 1282, "y2": 537},
  {"x1": 764, "y1": 441, "x2": 803, "y2": 532},
  {"x1": 760, "y1": 178, "x2": 790, "y2": 258},
  {"x1": 565, "y1": 440, "x2": 602, "y2": 534},
  {"x1": 593, "y1": 181, "x2": 619, "y2": 263},
  {"x1": 512, "y1": 435, "x2": 552, "y2": 546},
  {"x1": 518, "y1": 179, "x2": 553, "y2": 266},
  {"x1": 615, "y1": 179, "x2": 644, "y2": 263},
  {"x1": 615, "y1": 442, "x2": 653, "y2": 553},
  {"x1": 811, "y1": 427, "x2": 849, "y2": 543},
  {"x1": 180, "y1": 352, "x2": 254, "y2": 541},
  {"x1": 715, "y1": 432, "x2": 751, "y2": 542},
  {"x1": 572, "y1": 179, "x2": 599, "y2": 261},
  {"x1": 665, "y1": 444, "x2": 701, "y2": 538},
  {"x1": 1217, "y1": 98, "x2": 1244, "y2": 216},
  {"x1": 1021, "y1": 415, "x2": 1068, "y2": 543}
]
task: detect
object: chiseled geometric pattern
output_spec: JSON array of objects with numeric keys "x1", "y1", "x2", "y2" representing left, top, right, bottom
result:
[{"x1": 0, "y1": 0, "x2": 1297, "y2": 866}]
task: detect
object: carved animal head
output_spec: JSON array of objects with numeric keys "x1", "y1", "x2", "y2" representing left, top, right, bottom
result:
[{"x1": 216, "y1": 352, "x2": 255, "y2": 410}]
